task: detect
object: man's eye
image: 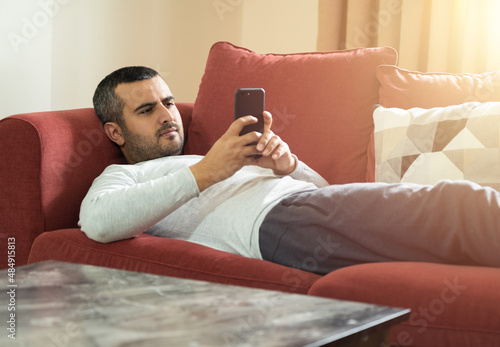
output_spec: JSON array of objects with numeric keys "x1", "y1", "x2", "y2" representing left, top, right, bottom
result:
[
  {"x1": 140, "y1": 108, "x2": 152, "y2": 114},
  {"x1": 165, "y1": 101, "x2": 175, "y2": 108}
]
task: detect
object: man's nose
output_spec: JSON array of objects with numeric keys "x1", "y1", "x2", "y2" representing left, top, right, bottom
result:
[{"x1": 158, "y1": 104, "x2": 174, "y2": 123}]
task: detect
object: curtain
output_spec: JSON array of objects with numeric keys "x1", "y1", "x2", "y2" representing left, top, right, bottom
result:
[{"x1": 317, "y1": 0, "x2": 500, "y2": 74}]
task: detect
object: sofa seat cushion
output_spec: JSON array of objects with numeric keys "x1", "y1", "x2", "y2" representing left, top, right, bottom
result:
[
  {"x1": 308, "y1": 262, "x2": 500, "y2": 347},
  {"x1": 28, "y1": 229, "x2": 321, "y2": 294},
  {"x1": 187, "y1": 41, "x2": 397, "y2": 185}
]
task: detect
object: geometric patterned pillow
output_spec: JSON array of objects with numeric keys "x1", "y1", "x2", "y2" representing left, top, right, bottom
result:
[{"x1": 373, "y1": 102, "x2": 500, "y2": 191}]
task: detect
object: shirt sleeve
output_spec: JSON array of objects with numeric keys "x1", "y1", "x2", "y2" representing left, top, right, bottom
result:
[
  {"x1": 286, "y1": 155, "x2": 330, "y2": 188},
  {"x1": 78, "y1": 165, "x2": 199, "y2": 243}
]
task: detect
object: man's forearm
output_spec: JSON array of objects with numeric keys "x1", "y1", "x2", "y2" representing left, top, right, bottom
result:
[
  {"x1": 79, "y1": 167, "x2": 199, "y2": 243},
  {"x1": 189, "y1": 162, "x2": 218, "y2": 192}
]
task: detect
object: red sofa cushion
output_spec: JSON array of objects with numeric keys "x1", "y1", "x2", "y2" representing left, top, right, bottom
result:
[
  {"x1": 186, "y1": 41, "x2": 397, "y2": 184},
  {"x1": 377, "y1": 65, "x2": 500, "y2": 109},
  {"x1": 308, "y1": 262, "x2": 500, "y2": 347},
  {"x1": 28, "y1": 229, "x2": 321, "y2": 294}
]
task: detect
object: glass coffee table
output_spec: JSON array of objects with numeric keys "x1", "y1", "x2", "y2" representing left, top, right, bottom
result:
[{"x1": 1, "y1": 261, "x2": 409, "y2": 346}]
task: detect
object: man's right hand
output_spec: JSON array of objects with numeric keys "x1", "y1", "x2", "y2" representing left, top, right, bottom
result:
[{"x1": 189, "y1": 116, "x2": 261, "y2": 192}]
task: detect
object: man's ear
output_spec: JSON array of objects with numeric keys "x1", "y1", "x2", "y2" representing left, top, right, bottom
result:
[{"x1": 104, "y1": 122, "x2": 125, "y2": 146}]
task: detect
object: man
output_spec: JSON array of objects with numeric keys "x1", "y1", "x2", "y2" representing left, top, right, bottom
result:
[{"x1": 80, "y1": 66, "x2": 500, "y2": 275}]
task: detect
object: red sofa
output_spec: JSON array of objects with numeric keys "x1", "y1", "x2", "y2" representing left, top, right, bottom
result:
[{"x1": 2, "y1": 42, "x2": 500, "y2": 346}]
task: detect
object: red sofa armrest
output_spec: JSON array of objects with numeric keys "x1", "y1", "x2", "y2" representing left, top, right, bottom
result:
[
  {"x1": 0, "y1": 104, "x2": 194, "y2": 269},
  {"x1": 0, "y1": 108, "x2": 125, "y2": 268}
]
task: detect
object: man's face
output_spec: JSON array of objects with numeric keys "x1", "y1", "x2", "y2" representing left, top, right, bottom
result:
[{"x1": 114, "y1": 76, "x2": 184, "y2": 164}]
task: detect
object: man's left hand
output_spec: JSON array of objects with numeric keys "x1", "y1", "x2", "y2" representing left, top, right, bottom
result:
[{"x1": 255, "y1": 111, "x2": 296, "y2": 175}]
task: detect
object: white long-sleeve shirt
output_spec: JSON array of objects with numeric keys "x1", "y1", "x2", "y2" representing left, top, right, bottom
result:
[{"x1": 78, "y1": 155, "x2": 328, "y2": 259}]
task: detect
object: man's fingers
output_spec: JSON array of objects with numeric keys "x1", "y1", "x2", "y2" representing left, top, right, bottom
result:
[
  {"x1": 257, "y1": 133, "x2": 282, "y2": 156},
  {"x1": 239, "y1": 132, "x2": 262, "y2": 147},
  {"x1": 228, "y1": 115, "x2": 258, "y2": 136},
  {"x1": 268, "y1": 141, "x2": 288, "y2": 160},
  {"x1": 263, "y1": 111, "x2": 273, "y2": 132}
]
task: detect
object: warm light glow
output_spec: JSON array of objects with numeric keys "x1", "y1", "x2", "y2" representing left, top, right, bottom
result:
[
  {"x1": 486, "y1": 0, "x2": 500, "y2": 71},
  {"x1": 318, "y1": 0, "x2": 500, "y2": 73}
]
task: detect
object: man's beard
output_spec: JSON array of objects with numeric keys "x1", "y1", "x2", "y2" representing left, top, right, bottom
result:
[{"x1": 122, "y1": 122, "x2": 184, "y2": 164}]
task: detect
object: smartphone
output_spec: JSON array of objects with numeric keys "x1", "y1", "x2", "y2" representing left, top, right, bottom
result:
[{"x1": 234, "y1": 88, "x2": 265, "y2": 137}]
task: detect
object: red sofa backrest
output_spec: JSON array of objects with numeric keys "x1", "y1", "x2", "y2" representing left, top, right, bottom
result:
[{"x1": 186, "y1": 42, "x2": 398, "y2": 184}]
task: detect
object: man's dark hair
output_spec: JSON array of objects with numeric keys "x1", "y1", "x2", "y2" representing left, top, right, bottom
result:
[{"x1": 93, "y1": 66, "x2": 159, "y2": 125}]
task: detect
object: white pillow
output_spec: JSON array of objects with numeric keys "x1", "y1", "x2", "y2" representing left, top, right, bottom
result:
[{"x1": 373, "y1": 102, "x2": 500, "y2": 191}]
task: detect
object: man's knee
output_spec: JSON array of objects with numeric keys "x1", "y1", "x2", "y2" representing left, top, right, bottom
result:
[{"x1": 434, "y1": 179, "x2": 495, "y2": 207}]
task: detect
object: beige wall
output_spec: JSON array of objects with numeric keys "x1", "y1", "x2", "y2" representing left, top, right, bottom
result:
[
  {"x1": 0, "y1": 0, "x2": 318, "y2": 118},
  {"x1": 1, "y1": 0, "x2": 54, "y2": 117}
]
